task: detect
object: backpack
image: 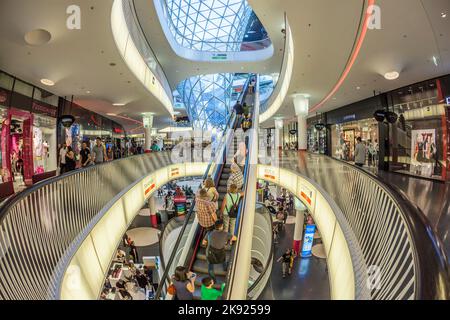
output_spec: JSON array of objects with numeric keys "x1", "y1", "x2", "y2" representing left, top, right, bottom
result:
[{"x1": 227, "y1": 193, "x2": 240, "y2": 218}]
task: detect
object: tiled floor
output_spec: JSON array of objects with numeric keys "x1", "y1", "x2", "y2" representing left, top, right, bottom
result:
[{"x1": 259, "y1": 222, "x2": 330, "y2": 300}]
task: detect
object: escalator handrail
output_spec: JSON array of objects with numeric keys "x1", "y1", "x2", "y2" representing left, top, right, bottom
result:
[
  {"x1": 223, "y1": 74, "x2": 260, "y2": 298},
  {"x1": 154, "y1": 77, "x2": 252, "y2": 299},
  {"x1": 247, "y1": 202, "x2": 274, "y2": 295}
]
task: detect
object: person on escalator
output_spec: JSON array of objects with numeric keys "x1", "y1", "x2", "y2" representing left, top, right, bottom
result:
[
  {"x1": 201, "y1": 276, "x2": 226, "y2": 300},
  {"x1": 196, "y1": 188, "x2": 218, "y2": 246},
  {"x1": 206, "y1": 220, "x2": 232, "y2": 282},
  {"x1": 234, "y1": 141, "x2": 247, "y2": 171},
  {"x1": 170, "y1": 266, "x2": 196, "y2": 300},
  {"x1": 204, "y1": 177, "x2": 219, "y2": 211},
  {"x1": 221, "y1": 184, "x2": 244, "y2": 241},
  {"x1": 242, "y1": 102, "x2": 251, "y2": 118},
  {"x1": 241, "y1": 114, "x2": 252, "y2": 133}
]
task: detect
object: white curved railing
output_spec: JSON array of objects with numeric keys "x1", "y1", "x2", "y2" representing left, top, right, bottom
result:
[
  {"x1": 111, "y1": 0, "x2": 174, "y2": 115},
  {"x1": 259, "y1": 15, "x2": 294, "y2": 123}
]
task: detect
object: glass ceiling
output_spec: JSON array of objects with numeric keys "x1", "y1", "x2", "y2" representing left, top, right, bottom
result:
[{"x1": 163, "y1": 0, "x2": 253, "y2": 52}]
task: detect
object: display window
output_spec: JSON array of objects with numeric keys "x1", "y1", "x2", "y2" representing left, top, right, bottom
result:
[
  {"x1": 307, "y1": 126, "x2": 326, "y2": 154},
  {"x1": 33, "y1": 114, "x2": 57, "y2": 175},
  {"x1": 331, "y1": 119, "x2": 379, "y2": 165},
  {"x1": 387, "y1": 79, "x2": 447, "y2": 180}
]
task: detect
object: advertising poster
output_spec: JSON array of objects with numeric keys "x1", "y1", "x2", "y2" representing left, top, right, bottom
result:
[
  {"x1": 410, "y1": 129, "x2": 436, "y2": 177},
  {"x1": 301, "y1": 224, "x2": 316, "y2": 258}
]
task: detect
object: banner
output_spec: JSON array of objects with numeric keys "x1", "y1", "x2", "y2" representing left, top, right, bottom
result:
[{"x1": 410, "y1": 129, "x2": 436, "y2": 177}]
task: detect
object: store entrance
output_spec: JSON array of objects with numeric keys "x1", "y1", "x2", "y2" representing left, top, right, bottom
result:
[
  {"x1": 343, "y1": 129, "x2": 355, "y2": 161},
  {"x1": 3, "y1": 109, "x2": 34, "y2": 191}
]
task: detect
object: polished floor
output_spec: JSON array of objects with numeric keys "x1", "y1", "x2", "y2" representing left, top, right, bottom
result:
[
  {"x1": 274, "y1": 151, "x2": 450, "y2": 263},
  {"x1": 259, "y1": 222, "x2": 330, "y2": 300}
]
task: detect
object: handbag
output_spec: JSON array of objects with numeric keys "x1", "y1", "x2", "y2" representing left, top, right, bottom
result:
[{"x1": 167, "y1": 284, "x2": 176, "y2": 296}]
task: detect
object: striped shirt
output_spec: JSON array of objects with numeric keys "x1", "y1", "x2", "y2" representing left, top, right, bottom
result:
[{"x1": 196, "y1": 197, "x2": 216, "y2": 228}]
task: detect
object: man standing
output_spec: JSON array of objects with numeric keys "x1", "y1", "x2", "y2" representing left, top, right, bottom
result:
[
  {"x1": 206, "y1": 220, "x2": 231, "y2": 281},
  {"x1": 59, "y1": 143, "x2": 67, "y2": 175},
  {"x1": 196, "y1": 188, "x2": 218, "y2": 246},
  {"x1": 80, "y1": 141, "x2": 92, "y2": 168},
  {"x1": 92, "y1": 137, "x2": 108, "y2": 164},
  {"x1": 354, "y1": 137, "x2": 366, "y2": 167}
]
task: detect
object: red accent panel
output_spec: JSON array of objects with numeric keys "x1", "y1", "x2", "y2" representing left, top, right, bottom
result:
[
  {"x1": 310, "y1": 0, "x2": 376, "y2": 113},
  {"x1": 151, "y1": 214, "x2": 158, "y2": 228}
]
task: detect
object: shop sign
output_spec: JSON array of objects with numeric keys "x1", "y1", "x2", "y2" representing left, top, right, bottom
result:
[
  {"x1": 32, "y1": 102, "x2": 57, "y2": 118},
  {"x1": 59, "y1": 115, "x2": 75, "y2": 128},
  {"x1": 314, "y1": 123, "x2": 325, "y2": 131},
  {"x1": 343, "y1": 114, "x2": 356, "y2": 122},
  {"x1": 446, "y1": 97, "x2": 450, "y2": 105},
  {"x1": 143, "y1": 175, "x2": 156, "y2": 199},
  {"x1": 211, "y1": 53, "x2": 227, "y2": 61},
  {"x1": 170, "y1": 166, "x2": 180, "y2": 178},
  {"x1": 262, "y1": 167, "x2": 278, "y2": 182},
  {"x1": 301, "y1": 224, "x2": 316, "y2": 258},
  {"x1": 299, "y1": 183, "x2": 315, "y2": 209},
  {"x1": 373, "y1": 110, "x2": 386, "y2": 122}
]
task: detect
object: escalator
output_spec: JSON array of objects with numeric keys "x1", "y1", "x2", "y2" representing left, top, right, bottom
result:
[{"x1": 156, "y1": 75, "x2": 273, "y2": 300}]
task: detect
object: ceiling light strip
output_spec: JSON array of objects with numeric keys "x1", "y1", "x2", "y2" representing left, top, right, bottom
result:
[{"x1": 309, "y1": 0, "x2": 376, "y2": 114}]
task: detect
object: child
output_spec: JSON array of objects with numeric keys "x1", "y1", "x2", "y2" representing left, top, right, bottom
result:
[
  {"x1": 201, "y1": 277, "x2": 226, "y2": 300},
  {"x1": 277, "y1": 249, "x2": 293, "y2": 278}
]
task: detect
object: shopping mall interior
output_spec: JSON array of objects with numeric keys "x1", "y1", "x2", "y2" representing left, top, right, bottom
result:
[{"x1": 0, "y1": 0, "x2": 449, "y2": 303}]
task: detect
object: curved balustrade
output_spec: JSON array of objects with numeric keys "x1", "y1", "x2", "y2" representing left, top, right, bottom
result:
[
  {"x1": 0, "y1": 152, "x2": 209, "y2": 300},
  {"x1": 261, "y1": 152, "x2": 450, "y2": 300}
]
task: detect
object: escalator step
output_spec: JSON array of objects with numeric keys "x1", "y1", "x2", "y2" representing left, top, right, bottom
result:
[
  {"x1": 192, "y1": 260, "x2": 228, "y2": 276},
  {"x1": 218, "y1": 186, "x2": 227, "y2": 193},
  {"x1": 221, "y1": 173, "x2": 230, "y2": 179}
]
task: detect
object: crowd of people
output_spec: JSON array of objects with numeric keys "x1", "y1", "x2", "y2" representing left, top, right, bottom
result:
[
  {"x1": 58, "y1": 138, "x2": 163, "y2": 174},
  {"x1": 263, "y1": 185, "x2": 298, "y2": 278}
]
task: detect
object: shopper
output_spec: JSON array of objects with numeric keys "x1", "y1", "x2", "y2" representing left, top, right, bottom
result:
[
  {"x1": 204, "y1": 177, "x2": 219, "y2": 211},
  {"x1": 59, "y1": 143, "x2": 67, "y2": 174},
  {"x1": 234, "y1": 141, "x2": 247, "y2": 171},
  {"x1": 129, "y1": 241, "x2": 138, "y2": 263},
  {"x1": 135, "y1": 270, "x2": 149, "y2": 291},
  {"x1": 151, "y1": 141, "x2": 160, "y2": 152},
  {"x1": 277, "y1": 248, "x2": 293, "y2": 278},
  {"x1": 354, "y1": 137, "x2": 366, "y2": 167},
  {"x1": 206, "y1": 220, "x2": 232, "y2": 281},
  {"x1": 241, "y1": 114, "x2": 252, "y2": 132},
  {"x1": 92, "y1": 137, "x2": 107, "y2": 164},
  {"x1": 221, "y1": 184, "x2": 244, "y2": 241},
  {"x1": 201, "y1": 277, "x2": 225, "y2": 300},
  {"x1": 80, "y1": 141, "x2": 92, "y2": 168},
  {"x1": 227, "y1": 163, "x2": 244, "y2": 191},
  {"x1": 107, "y1": 146, "x2": 113, "y2": 161},
  {"x1": 65, "y1": 146, "x2": 76, "y2": 172},
  {"x1": 171, "y1": 266, "x2": 195, "y2": 300},
  {"x1": 233, "y1": 101, "x2": 244, "y2": 116},
  {"x1": 196, "y1": 188, "x2": 218, "y2": 245}
]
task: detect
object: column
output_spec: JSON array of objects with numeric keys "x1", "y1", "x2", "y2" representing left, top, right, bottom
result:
[
  {"x1": 293, "y1": 95, "x2": 309, "y2": 151},
  {"x1": 149, "y1": 195, "x2": 158, "y2": 228},
  {"x1": 142, "y1": 113, "x2": 154, "y2": 152},
  {"x1": 293, "y1": 210, "x2": 305, "y2": 255},
  {"x1": 274, "y1": 118, "x2": 284, "y2": 151}
]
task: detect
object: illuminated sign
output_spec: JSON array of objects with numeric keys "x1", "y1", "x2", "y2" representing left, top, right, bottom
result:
[
  {"x1": 143, "y1": 175, "x2": 156, "y2": 199},
  {"x1": 446, "y1": 97, "x2": 450, "y2": 105},
  {"x1": 299, "y1": 183, "x2": 313, "y2": 206},
  {"x1": 170, "y1": 167, "x2": 180, "y2": 177},
  {"x1": 263, "y1": 167, "x2": 278, "y2": 182},
  {"x1": 301, "y1": 224, "x2": 316, "y2": 258}
]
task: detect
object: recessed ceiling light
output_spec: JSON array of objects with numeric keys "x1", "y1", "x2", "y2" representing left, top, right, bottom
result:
[
  {"x1": 432, "y1": 56, "x2": 438, "y2": 66},
  {"x1": 86, "y1": 90, "x2": 91, "y2": 94},
  {"x1": 40, "y1": 79, "x2": 55, "y2": 86},
  {"x1": 356, "y1": 86, "x2": 361, "y2": 90},
  {"x1": 106, "y1": 113, "x2": 116, "y2": 116},
  {"x1": 384, "y1": 71, "x2": 400, "y2": 80},
  {"x1": 113, "y1": 103, "x2": 126, "y2": 106},
  {"x1": 441, "y1": 12, "x2": 447, "y2": 18}
]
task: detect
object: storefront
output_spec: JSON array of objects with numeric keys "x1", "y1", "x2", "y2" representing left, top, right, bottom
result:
[
  {"x1": 0, "y1": 72, "x2": 58, "y2": 194},
  {"x1": 307, "y1": 115, "x2": 327, "y2": 155},
  {"x1": 326, "y1": 96, "x2": 384, "y2": 167},
  {"x1": 282, "y1": 120, "x2": 298, "y2": 150},
  {"x1": 58, "y1": 99, "x2": 126, "y2": 161},
  {"x1": 386, "y1": 77, "x2": 449, "y2": 181}
]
